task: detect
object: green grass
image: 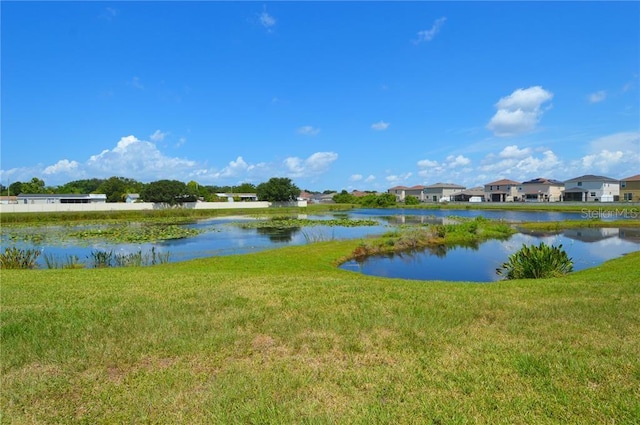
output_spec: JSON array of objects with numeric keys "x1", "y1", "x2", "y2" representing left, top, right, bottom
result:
[{"x1": 2, "y1": 239, "x2": 639, "y2": 423}]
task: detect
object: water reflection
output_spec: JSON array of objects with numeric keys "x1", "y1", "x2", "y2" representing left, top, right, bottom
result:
[
  {"x1": 340, "y1": 229, "x2": 640, "y2": 283},
  {"x1": 255, "y1": 226, "x2": 301, "y2": 243}
]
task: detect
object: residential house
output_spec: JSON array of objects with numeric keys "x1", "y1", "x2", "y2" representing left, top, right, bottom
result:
[
  {"x1": 563, "y1": 174, "x2": 620, "y2": 202},
  {"x1": 0, "y1": 196, "x2": 17, "y2": 205},
  {"x1": 484, "y1": 179, "x2": 520, "y2": 202},
  {"x1": 452, "y1": 187, "x2": 485, "y2": 202},
  {"x1": 620, "y1": 174, "x2": 640, "y2": 202},
  {"x1": 388, "y1": 185, "x2": 426, "y2": 202},
  {"x1": 422, "y1": 183, "x2": 465, "y2": 202},
  {"x1": 517, "y1": 177, "x2": 564, "y2": 202},
  {"x1": 125, "y1": 193, "x2": 140, "y2": 203},
  {"x1": 16, "y1": 193, "x2": 107, "y2": 204}
]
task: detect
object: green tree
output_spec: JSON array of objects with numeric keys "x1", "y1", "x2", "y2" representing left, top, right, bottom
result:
[
  {"x1": 140, "y1": 180, "x2": 197, "y2": 204},
  {"x1": 234, "y1": 182, "x2": 257, "y2": 193},
  {"x1": 404, "y1": 195, "x2": 420, "y2": 205},
  {"x1": 57, "y1": 178, "x2": 105, "y2": 194},
  {"x1": 96, "y1": 176, "x2": 144, "y2": 202},
  {"x1": 256, "y1": 177, "x2": 300, "y2": 202},
  {"x1": 333, "y1": 190, "x2": 357, "y2": 204},
  {"x1": 21, "y1": 177, "x2": 48, "y2": 194},
  {"x1": 8, "y1": 181, "x2": 24, "y2": 196}
]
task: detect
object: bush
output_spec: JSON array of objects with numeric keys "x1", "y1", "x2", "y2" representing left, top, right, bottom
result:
[
  {"x1": 0, "y1": 247, "x2": 41, "y2": 269},
  {"x1": 496, "y1": 242, "x2": 573, "y2": 280},
  {"x1": 404, "y1": 196, "x2": 420, "y2": 205}
]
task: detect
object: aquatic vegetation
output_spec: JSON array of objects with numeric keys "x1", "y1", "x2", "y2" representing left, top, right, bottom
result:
[
  {"x1": 0, "y1": 247, "x2": 41, "y2": 269},
  {"x1": 496, "y1": 242, "x2": 574, "y2": 279},
  {"x1": 238, "y1": 217, "x2": 379, "y2": 229}
]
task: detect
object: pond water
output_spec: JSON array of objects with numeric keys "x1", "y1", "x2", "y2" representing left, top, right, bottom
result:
[
  {"x1": 2, "y1": 208, "x2": 638, "y2": 275},
  {"x1": 339, "y1": 227, "x2": 640, "y2": 282}
]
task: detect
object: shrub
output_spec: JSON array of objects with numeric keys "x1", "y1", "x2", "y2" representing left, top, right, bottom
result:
[
  {"x1": 496, "y1": 242, "x2": 573, "y2": 280},
  {"x1": 0, "y1": 247, "x2": 41, "y2": 269},
  {"x1": 404, "y1": 196, "x2": 420, "y2": 206}
]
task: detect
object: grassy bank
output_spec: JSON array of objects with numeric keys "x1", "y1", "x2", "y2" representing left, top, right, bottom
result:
[{"x1": 2, "y1": 239, "x2": 639, "y2": 423}]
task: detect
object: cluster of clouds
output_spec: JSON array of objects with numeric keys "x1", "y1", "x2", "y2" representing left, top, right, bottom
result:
[{"x1": 486, "y1": 86, "x2": 554, "y2": 137}]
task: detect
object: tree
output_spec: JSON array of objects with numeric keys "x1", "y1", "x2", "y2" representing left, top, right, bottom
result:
[
  {"x1": 256, "y1": 177, "x2": 300, "y2": 202},
  {"x1": 20, "y1": 177, "x2": 48, "y2": 194},
  {"x1": 96, "y1": 176, "x2": 144, "y2": 202},
  {"x1": 234, "y1": 182, "x2": 257, "y2": 193},
  {"x1": 57, "y1": 178, "x2": 105, "y2": 194},
  {"x1": 140, "y1": 180, "x2": 197, "y2": 204},
  {"x1": 404, "y1": 195, "x2": 420, "y2": 205},
  {"x1": 333, "y1": 190, "x2": 357, "y2": 204}
]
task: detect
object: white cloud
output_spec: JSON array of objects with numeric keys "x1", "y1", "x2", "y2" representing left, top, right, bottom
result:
[
  {"x1": 43, "y1": 159, "x2": 79, "y2": 175},
  {"x1": 446, "y1": 154, "x2": 471, "y2": 168},
  {"x1": 417, "y1": 159, "x2": 439, "y2": 168},
  {"x1": 499, "y1": 145, "x2": 532, "y2": 159},
  {"x1": 150, "y1": 130, "x2": 167, "y2": 142},
  {"x1": 414, "y1": 17, "x2": 446, "y2": 44},
  {"x1": 283, "y1": 152, "x2": 338, "y2": 177},
  {"x1": 385, "y1": 173, "x2": 412, "y2": 184},
  {"x1": 259, "y1": 7, "x2": 276, "y2": 32},
  {"x1": 297, "y1": 126, "x2": 320, "y2": 136},
  {"x1": 573, "y1": 131, "x2": 640, "y2": 175},
  {"x1": 364, "y1": 175, "x2": 376, "y2": 183},
  {"x1": 588, "y1": 90, "x2": 607, "y2": 104},
  {"x1": 350, "y1": 174, "x2": 363, "y2": 182},
  {"x1": 486, "y1": 86, "x2": 553, "y2": 137},
  {"x1": 371, "y1": 121, "x2": 390, "y2": 131}
]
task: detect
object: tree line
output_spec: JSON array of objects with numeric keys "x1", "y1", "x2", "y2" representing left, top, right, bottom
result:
[{"x1": 1, "y1": 176, "x2": 303, "y2": 204}]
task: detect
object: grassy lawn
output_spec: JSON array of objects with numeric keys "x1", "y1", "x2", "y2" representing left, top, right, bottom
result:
[{"x1": 2, "y1": 237, "x2": 639, "y2": 424}]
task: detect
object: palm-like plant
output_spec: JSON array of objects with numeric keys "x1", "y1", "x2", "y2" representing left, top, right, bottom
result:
[{"x1": 496, "y1": 242, "x2": 573, "y2": 280}]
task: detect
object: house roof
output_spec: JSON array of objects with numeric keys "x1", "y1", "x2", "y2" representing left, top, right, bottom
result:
[
  {"x1": 424, "y1": 182, "x2": 465, "y2": 189},
  {"x1": 521, "y1": 177, "x2": 564, "y2": 186},
  {"x1": 388, "y1": 186, "x2": 409, "y2": 190},
  {"x1": 456, "y1": 187, "x2": 485, "y2": 196},
  {"x1": 621, "y1": 174, "x2": 640, "y2": 182},
  {"x1": 16, "y1": 193, "x2": 107, "y2": 199},
  {"x1": 485, "y1": 179, "x2": 520, "y2": 186},
  {"x1": 564, "y1": 174, "x2": 618, "y2": 183},
  {"x1": 563, "y1": 187, "x2": 589, "y2": 193},
  {"x1": 407, "y1": 185, "x2": 426, "y2": 190}
]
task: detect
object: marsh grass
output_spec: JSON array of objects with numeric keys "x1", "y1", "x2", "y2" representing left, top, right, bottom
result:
[
  {"x1": 3, "y1": 238, "x2": 638, "y2": 423},
  {"x1": 0, "y1": 247, "x2": 41, "y2": 269}
]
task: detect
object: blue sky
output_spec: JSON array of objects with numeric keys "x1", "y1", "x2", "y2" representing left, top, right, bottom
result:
[{"x1": 2, "y1": 1, "x2": 638, "y2": 191}]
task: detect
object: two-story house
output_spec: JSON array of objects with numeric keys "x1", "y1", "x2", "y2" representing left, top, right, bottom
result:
[
  {"x1": 484, "y1": 179, "x2": 520, "y2": 202},
  {"x1": 563, "y1": 174, "x2": 620, "y2": 202},
  {"x1": 422, "y1": 183, "x2": 465, "y2": 202},
  {"x1": 518, "y1": 177, "x2": 564, "y2": 202},
  {"x1": 388, "y1": 185, "x2": 426, "y2": 202},
  {"x1": 620, "y1": 174, "x2": 640, "y2": 202}
]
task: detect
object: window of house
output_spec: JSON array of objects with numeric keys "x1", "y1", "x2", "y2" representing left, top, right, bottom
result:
[
  {"x1": 624, "y1": 193, "x2": 632, "y2": 201},
  {"x1": 577, "y1": 182, "x2": 582, "y2": 186},
  {"x1": 621, "y1": 181, "x2": 626, "y2": 188},
  {"x1": 590, "y1": 192, "x2": 596, "y2": 197}
]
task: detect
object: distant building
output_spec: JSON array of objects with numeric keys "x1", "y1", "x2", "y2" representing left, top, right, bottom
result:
[
  {"x1": 452, "y1": 187, "x2": 485, "y2": 202},
  {"x1": 125, "y1": 193, "x2": 140, "y2": 203},
  {"x1": 563, "y1": 174, "x2": 619, "y2": 202},
  {"x1": 518, "y1": 178, "x2": 564, "y2": 202},
  {"x1": 388, "y1": 185, "x2": 426, "y2": 202},
  {"x1": 422, "y1": 183, "x2": 465, "y2": 202},
  {"x1": 620, "y1": 174, "x2": 640, "y2": 202},
  {"x1": 16, "y1": 193, "x2": 107, "y2": 204},
  {"x1": 484, "y1": 179, "x2": 520, "y2": 202}
]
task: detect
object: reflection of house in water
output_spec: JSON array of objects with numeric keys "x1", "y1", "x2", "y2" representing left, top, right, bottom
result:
[
  {"x1": 563, "y1": 228, "x2": 619, "y2": 243},
  {"x1": 384, "y1": 215, "x2": 460, "y2": 226},
  {"x1": 618, "y1": 228, "x2": 640, "y2": 243}
]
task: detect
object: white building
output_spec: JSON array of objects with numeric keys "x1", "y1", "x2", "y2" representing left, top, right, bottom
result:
[
  {"x1": 563, "y1": 175, "x2": 620, "y2": 202},
  {"x1": 16, "y1": 193, "x2": 107, "y2": 204}
]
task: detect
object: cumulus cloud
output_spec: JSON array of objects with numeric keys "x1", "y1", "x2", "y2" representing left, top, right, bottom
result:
[
  {"x1": 364, "y1": 175, "x2": 376, "y2": 183},
  {"x1": 486, "y1": 86, "x2": 553, "y2": 136},
  {"x1": 371, "y1": 121, "x2": 390, "y2": 131},
  {"x1": 499, "y1": 145, "x2": 532, "y2": 159},
  {"x1": 350, "y1": 174, "x2": 363, "y2": 182},
  {"x1": 414, "y1": 17, "x2": 446, "y2": 44},
  {"x1": 588, "y1": 90, "x2": 607, "y2": 104},
  {"x1": 150, "y1": 130, "x2": 167, "y2": 142},
  {"x1": 283, "y1": 152, "x2": 338, "y2": 177},
  {"x1": 43, "y1": 159, "x2": 79, "y2": 175},
  {"x1": 297, "y1": 126, "x2": 320, "y2": 136},
  {"x1": 446, "y1": 154, "x2": 471, "y2": 168},
  {"x1": 385, "y1": 173, "x2": 413, "y2": 184},
  {"x1": 573, "y1": 131, "x2": 640, "y2": 174},
  {"x1": 86, "y1": 135, "x2": 197, "y2": 179}
]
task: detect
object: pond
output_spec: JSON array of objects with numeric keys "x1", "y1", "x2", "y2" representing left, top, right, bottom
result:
[
  {"x1": 2, "y1": 208, "x2": 638, "y2": 274},
  {"x1": 339, "y1": 227, "x2": 640, "y2": 282}
]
